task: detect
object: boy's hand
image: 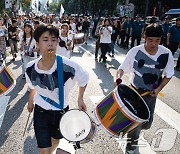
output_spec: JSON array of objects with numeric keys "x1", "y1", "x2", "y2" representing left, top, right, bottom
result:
[
  {"x1": 27, "y1": 102, "x2": 34, "y2": 113},
  {"x1": 78, "y1": 97, "x2": 87, "y2": 112}
]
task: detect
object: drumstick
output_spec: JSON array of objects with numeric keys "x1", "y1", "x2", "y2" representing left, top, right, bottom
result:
[
  {"x1": 22, "y1": 112, "x2": 31, "y2": 137},
  {"x1": 140, "y1": 91, "x2": 164, "y2": 97}
]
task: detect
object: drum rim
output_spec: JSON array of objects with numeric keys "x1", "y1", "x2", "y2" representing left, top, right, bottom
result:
[
  {"x1": 59, "y1": 109, "x2": 93, "y2": 143},
  {"x1": 115, "y1": 84, "x2": 150, "y2": 122},
  {"x1": 0, "y1": 63, "x2": 16, "y2": 96}
]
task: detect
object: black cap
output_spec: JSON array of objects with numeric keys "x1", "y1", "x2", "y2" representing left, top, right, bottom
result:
[{"x1": 165, "y1": 15, "x2": 171, "y2": 20}]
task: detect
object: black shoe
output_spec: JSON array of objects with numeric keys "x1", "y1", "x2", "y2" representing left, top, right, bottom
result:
[
  {"x1": 99, "y1": 57, "x2": 102, "y2": 62},
  {"x1": 112, "y1": 54, "x2": 114, "y2": 58},
  {"x1": 12, "y1": 57, "x2": 15, "y2": 61},
  {"x1": 14, "y1": 54, "x2": 17, "y2": 58},
  {"x1": 22, "y1": 74, "x2": 25, "y2": 79}
]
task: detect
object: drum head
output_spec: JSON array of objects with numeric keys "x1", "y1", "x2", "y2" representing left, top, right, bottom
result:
[
  {"x1": 59, "y1": 109, "x2": 91, "y2": 142},
  {"x1": 117, "y1": 84, "x2": 149, "y2": 120},
  {"x1": 75, "y1": 33, "x2": 84, "y2": 39}
]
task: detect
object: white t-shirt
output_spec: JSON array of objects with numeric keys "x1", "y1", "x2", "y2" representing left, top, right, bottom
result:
[
  {"x1": 25, "y1": 56, "x2": 89, "y2": 110},
  {"x1": 18, "y1": 35, "x2": 36, "y2": 57},
  {"x1": 70, "y1": 23, "x2": 76, "y2": 32},
  {"x1": 100, "y1": 26, "x2": 112, "y2": 43},
  {"x1": 119, "y1": 45, "x2": 174, "y2": 90},
  {"x1": 56, "y1": 33, "x2": 73, "y2": 59}
]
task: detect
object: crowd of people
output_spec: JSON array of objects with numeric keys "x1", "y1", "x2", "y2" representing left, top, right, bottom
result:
[
  {"x1": 0, "y1": 12, "x2": 179, "y2": 69},
  {"x1": 0, "y1": 11, "x2": 180, "y2": 154}
]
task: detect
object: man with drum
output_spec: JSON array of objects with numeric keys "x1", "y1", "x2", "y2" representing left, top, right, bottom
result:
[
  {"x1": 114, "y1": 24, "x2": 174, "y2": 154},
  {"x1": 25, "y1": 24, "x2": 89, "y2": 154}
]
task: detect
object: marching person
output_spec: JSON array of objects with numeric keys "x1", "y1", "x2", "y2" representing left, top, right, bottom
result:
[
  {"x1": 99, "y1": 18, "x2": 112, "y2": 64},
  {"x1": 130, "y1": 15, "x2": 144, "y2": 48},
  {"x1": 8, "y1": 19, "x2": 19, "y2": 61},
  {"x1": 0, "y1": 17, "x2": 8, "y2": 60},
  {"x1": 82, "y1": 16, "x2": 90, "y2": 45},
  {"x1": 161, "y1": 15, "x2": 171, "y2": 47},
  {"x1": 167, "y1": 17, "x2": 180, "y2": 56},
  {"x1": 25, "y1": 24, "x2": 89, "y2": 154},
  {"x1": 56, "y1": 23, "x2": 73, "y2": 58},
  {"x1": 94, "y1": 18, "x2": 103, "y2": 60},
  {"x1": 114, "y1": 24, "x2": 174, "y2": 154},
  {"x1": 19, "y1": 23, "x2": 37, "y2": 79},
  {"x1": 108, "y1": 19, "x2": 121, "y2": 57}
]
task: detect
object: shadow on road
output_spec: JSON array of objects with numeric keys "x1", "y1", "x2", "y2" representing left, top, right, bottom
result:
[
  {"x1": 0, "y1": 75, "x2": 28, "y2": 147},
  {"x1": 92, "y1": 59, "x2": 120, "y2": 96},
  {"x1": 23, "y1": 135, "x2": 39, "y2": 154}
]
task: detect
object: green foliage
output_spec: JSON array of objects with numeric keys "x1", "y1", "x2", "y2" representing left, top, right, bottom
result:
[
  {"x1": 0, "y1": 0, "x2": 5, "y2": 14},
  {"x1": 49, "y1": 2, "x2": 61, "y2": 14}
]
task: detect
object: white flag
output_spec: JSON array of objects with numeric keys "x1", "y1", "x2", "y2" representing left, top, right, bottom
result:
[
  {"x1": 5, "y1": 0, "x2": 10, "y2": 9},
  {"x1": 18, "y1": 3, "x2": 25, "y2": 15},
  {"x1": 59, "y1": 4, "x2": 65, "y2": 18}
]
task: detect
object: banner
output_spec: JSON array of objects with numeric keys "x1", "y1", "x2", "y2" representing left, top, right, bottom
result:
[
  {"x1": 60, "y1": 4, "x2": 65, "y2": 18},
  {"x1": 18, "y1": 3, "x2": 25, "y2": 15}
]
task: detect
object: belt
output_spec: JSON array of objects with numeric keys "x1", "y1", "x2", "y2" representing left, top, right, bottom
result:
[
  {"x1": 40, "y1": 95, "x2": 65, "y2": 109},
  {"x1": 35, "y1": 104, "x2": 69, "y2": 113}
]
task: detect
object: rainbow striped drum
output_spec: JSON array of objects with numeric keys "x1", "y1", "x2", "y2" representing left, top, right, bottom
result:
[
  {"x1": 94, "y1": 84, "x2": 150, "y2": 137},
  {"x1": 0, "y1": 60, "x2": 16, "y2": 96}
]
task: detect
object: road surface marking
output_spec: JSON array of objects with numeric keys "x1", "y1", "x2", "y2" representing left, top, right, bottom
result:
[
  {"x1": 0, "y1": 96, "x2": 10, "y2": 129},
  {"x1": 155, "y1": 99, "x2": 180, "y2": 134},
  {"x1": 79, "y1": 46, "x2": 93, "y2": 56}
]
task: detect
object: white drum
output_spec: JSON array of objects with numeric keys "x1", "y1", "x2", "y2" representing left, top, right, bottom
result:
[
  {"x1": 73, "y1": 33, "x2": 85, "y2": 46},
  {"x1": 59, "y1": 109, "x2": 96, "y2": 144}
]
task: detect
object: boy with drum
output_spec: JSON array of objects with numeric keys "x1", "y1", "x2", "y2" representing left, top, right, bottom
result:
[
  {"x1": 114, "y1": 24, "x2": 174, "y2": 154},
  {"x1": 25, "y1": 24, "x2": 89, "y2": 154}
]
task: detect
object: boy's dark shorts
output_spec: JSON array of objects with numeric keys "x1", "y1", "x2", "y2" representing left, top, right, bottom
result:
[{"x1": 34, "y1": 104, "x2": 69, "y2": 148}]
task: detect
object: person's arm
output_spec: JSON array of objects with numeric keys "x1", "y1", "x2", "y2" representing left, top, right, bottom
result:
[
  {"x1": 130, "y1": 27, "x2": 132, "y2": 36},
  {"x1": 167, "y1": 32, "x2": 171, "y2": 46},
  {"x1": 114, "y1": 69, "x2": 124, "y2": 87},
  {"x1": 27, "y1": 89, "x2": 36, "y2": 112},
  {"x1": 78, "y1": 85, "x2": 87, "y2": 112},
  {"x1": 150, "y1": 77, "x2": 172, "y2": 97}
]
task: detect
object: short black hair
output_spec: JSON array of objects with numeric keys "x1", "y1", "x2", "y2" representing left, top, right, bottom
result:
[
  {"x1": 12, "y1": 19, "x2": 17, "y2": 24},
  {"x1": 145, "y1": 24, "x2": 163, "y2": 37},
  {"x1": 34, "y1": 20, "x2": 40, "y2": 25},
  {"x1": 34, "y1": 24, "x2": 59, "y2": 42}
]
